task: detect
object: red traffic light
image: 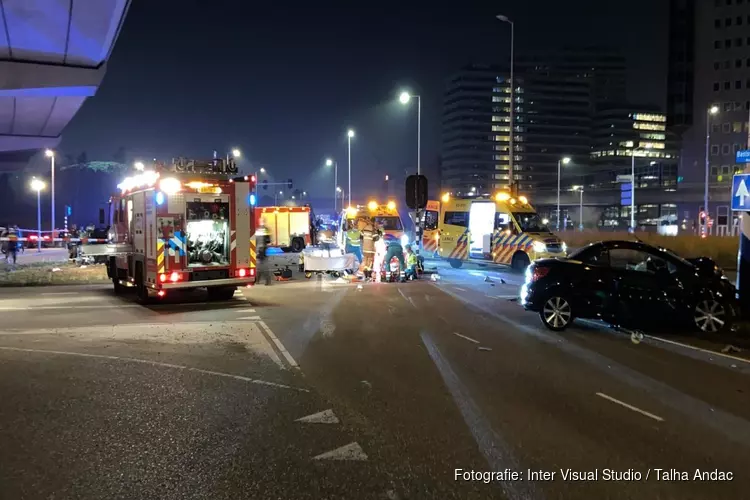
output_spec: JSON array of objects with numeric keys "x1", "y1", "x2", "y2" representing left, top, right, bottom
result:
[{"x1": 250, "y1": 175, "x2": 256, "y2": 183}]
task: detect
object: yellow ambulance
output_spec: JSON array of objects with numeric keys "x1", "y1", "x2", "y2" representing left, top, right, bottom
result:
[
  {"x1": 337, "y1": 201, "x2": 409, "y2": 248},
  {"x1": 435, "y1": 192, "x2": 567, "y2": 270}
]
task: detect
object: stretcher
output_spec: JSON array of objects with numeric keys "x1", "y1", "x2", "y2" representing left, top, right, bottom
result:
[{"x1": 302, "y1": 245, "x2": 358, "y2": 279}]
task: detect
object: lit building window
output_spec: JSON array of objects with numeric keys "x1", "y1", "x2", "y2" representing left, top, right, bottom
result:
[
  {"x1": 632, "y1": 113, "x2": 666, "y2": 122},
  {"x1": 633, "y1": 123, "x2": 666, "y2": 131}
]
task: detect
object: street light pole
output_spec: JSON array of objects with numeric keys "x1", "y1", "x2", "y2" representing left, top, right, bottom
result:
[
  {"x1": 704, "y1": 106, "x2": 719, "y2": 237},
  {"x1": 347, "y1": 130, "x2": 355, "y2": 207},
  {"x1": 45, "y1": 150, "x2": 55, "y2": 236},
  {"x1": 497, "y1": 14, "x2": 515, "y2": 194},
  {"x1": 31, "y1": 178, "x2": 45, "y2": 252},
  {"x1": 556, "y1": 157, "x2": 571, "y2": 231},
  {"x1": 326, "y1": 159, "x2": 337, "y2": 212},
  {"x1": 579, "y1": 187, "x2": 584, "y2": 232}
]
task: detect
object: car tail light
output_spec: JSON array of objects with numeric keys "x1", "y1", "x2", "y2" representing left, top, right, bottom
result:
[
  {"x1": 159, "y1": 273, "x2": 167, "y2": 282},
  {"x1": 526, "y1": 266, "x2": 550, "y2": 283},
  {"x1": 238, "y1": 268, "x2": 247, "y2": 277},
  {"x1": 249, "y1": 268, "x2": 256, "y2": 277},
  {"x1": 169, "y1": 271, "x2": 181, "y2": 282}
]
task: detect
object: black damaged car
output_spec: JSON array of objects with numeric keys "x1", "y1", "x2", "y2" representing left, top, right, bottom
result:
[{"x1": 520, "y1": 240, "x2": 737, "y2": 334}]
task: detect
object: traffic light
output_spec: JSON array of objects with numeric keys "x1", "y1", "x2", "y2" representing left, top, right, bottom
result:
[
  {"x1": 405, "y1": 174, "x2": 428, "y2": 209},
  {"x1": 288, "y1": 178, "x2": 293, "y2": 189},
  {"x1": 65, "y1": 205, "x2": 72, "y2": 216},
  {"x1": 262, "y1": 179, "x2": 268, "y2": 191}
]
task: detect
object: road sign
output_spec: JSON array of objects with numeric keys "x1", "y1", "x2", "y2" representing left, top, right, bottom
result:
[
  {"x1": 620, "y1": 182, "x2": 632, "y2": 207},
  {"x1": 731, "y1": 174, "x2": 750, "y2": 211},
  {"x1": 616, "y1": 174, "x2": 633, "y2": 183},
  {"x1": 737, "y1": 150, "x2": 750, "y2": 164}
]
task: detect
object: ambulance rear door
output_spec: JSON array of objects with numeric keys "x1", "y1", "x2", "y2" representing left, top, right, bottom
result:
[
  {"x1": 438, "y1": 199, "x2": 470, "y2": 261},
  {"x1": 421, "y1": 200, "x2": 440, "y2": 254}
]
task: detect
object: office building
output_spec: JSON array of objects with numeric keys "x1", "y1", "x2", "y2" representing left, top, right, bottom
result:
[
  {"x1": 668, "y1": 0, "x2": 750, "y2": 232},
  {"x1": 667, "y1": 0, "x2": 696, "y2": 134},
  {"x1": 440, "y1": 49, "x2": 628, "y2": 199}
]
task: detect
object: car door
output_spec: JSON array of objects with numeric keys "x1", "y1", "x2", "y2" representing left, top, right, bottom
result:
[
  {"x1": 569, "y1": 245, "x2": 619, "y2": 322},
  {"x1": 607, "y1": 247, "x2": 679, "y2": 329}
]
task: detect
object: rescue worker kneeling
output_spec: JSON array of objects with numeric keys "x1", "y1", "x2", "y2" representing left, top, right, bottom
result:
[
  {"x1": 404, "y1": 245, "x2": 419, "y2": 281},
  {"x1": 383, "y1": 238, "x2": 406, "y2": 282}
]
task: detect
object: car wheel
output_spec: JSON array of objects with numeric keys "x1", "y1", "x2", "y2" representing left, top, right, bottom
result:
[
  {"x1": 540, "y1": 295, "x2": 574, "y2": 331},
  {"x1": 511, "y1": 252, "x2": 530, "y2": 271},
  {"x1": 448, "y1": 259, "x2": 463, "y2": 269},
  {"x1": 291, "y1": 237, "x2": 304, "y2": 253},
  {"x1": 694, "y1": 298, "x2": 729, "y2": 333}
]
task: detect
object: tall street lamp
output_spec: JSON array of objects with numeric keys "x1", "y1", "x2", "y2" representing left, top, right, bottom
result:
[
  {"x1": 347, "y1": 129, "x2": 355, "y2": 207},
  {"x1": 556, "y1": 156, "x2": 571, "y2": 231},
  {"x1": 45, "y1": 149, "x2": 55, "y2": 235},
  {"x1": 398, "y1": 91, "x2": 421, "y2": 175},
  {"x1": 572, "y1": 185, "x2": 584, "y2": 232},
  {"x1": 326, "y1": 158, "x2": 337, "y2": 212},
  {"x1": 497, "y1": 14, "x2": 515, "y2": 193},
  {"x1": 134, "y1": 161, "x2": 145, "y2": 171},
  {"x1": 704, "y1": 105, "x2": 720, "y2": 237},
  {"x1": 31, "y1": 178, "x2": 46, "y2": 252}
]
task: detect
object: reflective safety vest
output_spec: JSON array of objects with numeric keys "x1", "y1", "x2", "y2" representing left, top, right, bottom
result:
[
  {"x1": 346, "y1": 229, "x2": 361, "y2": 246},
  {"x1": 406, "y1": 252, "x2": 418, "y2": 267}
]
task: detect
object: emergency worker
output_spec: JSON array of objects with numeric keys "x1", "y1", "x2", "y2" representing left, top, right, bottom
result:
[
  {"x1": 4, "y1": 225, "x2": 18, "y2": 264},
  {"x1": 373, "y1": 226, "x2": 387, "y2": 283},
  {"x1": 255, "y1": 222, "x2": 272, "y2": 285},
  {"x1": 345, "y1": 218, "x2": 362, "y2": 263},
  {"x1": 404, "y1": 245, "x2": 419, "y2": 280},
  {"x1": 383, "y1": 237, "x2": 406, "y2": 281},
  {"x1": 359, "y1": 218, "x2": 375, "y2": 279}
]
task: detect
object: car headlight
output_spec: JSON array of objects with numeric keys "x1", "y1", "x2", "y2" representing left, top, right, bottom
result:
[
  {"x1": 532, "y1": 241, "x2": 546, "y2": 253},
  {"x1": 400, "y1": 234, "x2": 409, "y2": 246},
  {"x1": 561, "y1": 242, "x2": 567, "y2": 253}
]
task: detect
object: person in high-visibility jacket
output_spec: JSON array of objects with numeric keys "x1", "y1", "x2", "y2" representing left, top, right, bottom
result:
[
  {"x1": 383, "y1": 238, "x2": 406, "y2": 281},
  {"x1": 345, "y1": 219, "x2": 362, "y2": 263},
  {"x1": 404, "y1": 245, "x2": 419, "y2": 280}
]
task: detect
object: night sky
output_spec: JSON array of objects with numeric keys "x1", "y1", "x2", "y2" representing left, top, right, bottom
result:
[{"x1": 60, "y1": 0, "x2": 668, "y2": 201}]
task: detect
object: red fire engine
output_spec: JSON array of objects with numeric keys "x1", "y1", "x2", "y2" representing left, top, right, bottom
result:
[{"x1": 106, "y1": 157, "x2": 256, "y2": 302}]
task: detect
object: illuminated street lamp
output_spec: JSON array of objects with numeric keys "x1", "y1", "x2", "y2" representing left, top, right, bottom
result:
[
  {"x1": 556, "y1": 157, "x2": 571, "y2": 231},
  {"x1": 231, "y1": 148, "x2": 241, "y2": 158},
  {"x1": 398, "y1": 91, "x2": 421, "y2": 175},
  {"x1": 30, "y1": 178, "x2": 46, "y2": 252},
  {"x1": 45, "y1": 149, "x2": 55, "y2": 235},
  {"x1": 347, "y1": 130, "x2": 355, "y2": 207},
  {"x1": 134, "y1": 161, "x2": 145, "y2": 171},
  {"x1": 703, "y1": 105, "x2": 720, "y2": 237}
]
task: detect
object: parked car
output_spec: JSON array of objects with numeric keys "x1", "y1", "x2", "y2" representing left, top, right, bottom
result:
[{"x1": 520, "y1": 240, "x2": 737, "y2": 334}]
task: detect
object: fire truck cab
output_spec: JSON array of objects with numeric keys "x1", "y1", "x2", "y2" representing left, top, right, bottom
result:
[{"x1": 107, "y1": 157, "x2": 256, "y2": 302}]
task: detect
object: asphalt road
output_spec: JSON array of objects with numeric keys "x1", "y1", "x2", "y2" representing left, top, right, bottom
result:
[{"x1": 0, "y1": 261, "x2": 748, "y2": 499}]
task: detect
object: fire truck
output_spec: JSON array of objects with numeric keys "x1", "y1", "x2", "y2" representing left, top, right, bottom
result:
[
  {"x1": 106, "y1": 157, "x2": 257, "y2": 302},
  {"x1": 256, "y1": 205, "x2": 312, "y2": 252}
]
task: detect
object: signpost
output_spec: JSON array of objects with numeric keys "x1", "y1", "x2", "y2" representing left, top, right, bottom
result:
[
  {"x1": 736, "y1": 150, "x2": 750, "y2": 164},
  {"x1": 731, "y1": 174, "x2": 750, "y2": 211}
]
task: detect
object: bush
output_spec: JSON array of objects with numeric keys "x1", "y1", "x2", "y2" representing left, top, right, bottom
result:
[{"x1": 559, "y1": 231, "x2": 739, "y2": 270}]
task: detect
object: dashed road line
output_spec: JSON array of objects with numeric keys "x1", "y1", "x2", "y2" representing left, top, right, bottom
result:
[
  {"x1": 237, "y1": 315, "x2": 262, "y2": 320},
  {"x1": 296, "y1": 409, "x2": 340, "y2": 424},
  {"x1": 453, "y1": 287, "x2": 467, "y2": 292},
  {"x1": 596, "y1": 392, "x2": 664, "y2": 422}
]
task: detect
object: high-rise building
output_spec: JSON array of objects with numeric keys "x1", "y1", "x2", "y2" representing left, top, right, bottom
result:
[
  {"x1": 670, "y1": 0, "x2": 750, "y2": 231},
  {"x1": 440, "y1": 49, "x2": 627, "y2": 199},
  {"x1": 667, "y1": 0, "x2": 696, "y2": 134}
]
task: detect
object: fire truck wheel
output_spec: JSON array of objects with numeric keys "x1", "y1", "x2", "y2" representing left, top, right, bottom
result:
[
  {"x1": 207, "y1": 286, "x2": 236, "y2": 301},
  {"x1": 448, "y1": 259, "x2": 463, "y2": 269},
  {"x1": 291, "y1": 237, "x2": 304, "y2": 253},
  {"x1": 135, "y1": 263, "x2": 151, "y2": 304}
]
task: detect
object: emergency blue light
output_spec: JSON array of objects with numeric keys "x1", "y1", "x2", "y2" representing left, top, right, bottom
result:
[
  {"x1": 155, "y1": 191, "x2": 165, "y2": 205},
  {"x1": 248, "y1": 193, "x2": 257, "y2": 206}
]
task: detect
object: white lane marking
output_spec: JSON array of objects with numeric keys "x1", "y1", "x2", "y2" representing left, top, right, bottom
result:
[
  {"x1": 644, "y1": 334, "x2": 750, "y2": 365},
  {"x1": 596, "y1": 392, "x2": 664, "y2": 422},
  {"x1": 296, "y1": 409, "x2": 340, "y2": 424},
  {"x1": 453, "y1": 287, "x2": 467, "y2": 292},
  {"x1": 453, "y1": 332, "x2": 480, "y2": 344},
  {"x1": 0, "y1": 304, "x2": 142, "y2": 311},
  {"x1": 424, "y1": 294, "x2": 432, "y2": 302},
  {"x1": 237, "y1": 316, "x2": 262, "y2": 320},
  {"x1": 258, "y1": 320, "x2": 300, "y2": 371},
  {"x1": 485, "y1": 294, "x2": 518, "y2": 299},
  {"x1": 397, "y1": 288, "x2": 416, "y2": 308},
  {"x1": 236, "y1": 308, "x2": 257, "y2": 313},
  {"x1": 0, "y1": 346, "x2": 308, "y2": 392},
  {"x1": 40, "y1": 292, "x2": 79, "y2": 296},
  {"x1": 421, "y1": 331, "x2": 540, "y2": 499},
  {"x1": 312, "y1": 442, "x2": 368, "y2": 461}
]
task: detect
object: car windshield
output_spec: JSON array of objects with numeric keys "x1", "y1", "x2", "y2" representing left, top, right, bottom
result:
[
  {"x1": 568, "y1": 243, "x2": 694, "y2": 268},
  {"x1": 374, "y1": 216, "x2": 403, "y2": 231},
  {"x1": 513, "y1": 213, "x2": 550, "y2": 233}
]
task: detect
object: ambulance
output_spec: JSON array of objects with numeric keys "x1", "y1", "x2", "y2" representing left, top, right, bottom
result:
[
  {"x1": 105, "y1": 157, "x2": 256, "y2": 303},
  {"x1": 434, "y1": 192, "x2": 567, "y2": 270},
  {"x1": 337, "y1": 201, "x2": 410, "y2": 248}
]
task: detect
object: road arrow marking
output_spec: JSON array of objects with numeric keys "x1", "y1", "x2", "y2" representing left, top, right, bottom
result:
[
  {"x1": 237, "y1": 316, "x2": 261, "y2": 320},
  {"x1": 312, "y1": 442, "x2": 368, "y2": 461},
  {"x1": 236, "y1": 308, "x2": 256, "y2": 313},
  {"x1": 737, "y1": 178, "x2": 750, "y2": 207},
  {"x1": 296, "y1": 409, "x2": 339, "y2": 424}
]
